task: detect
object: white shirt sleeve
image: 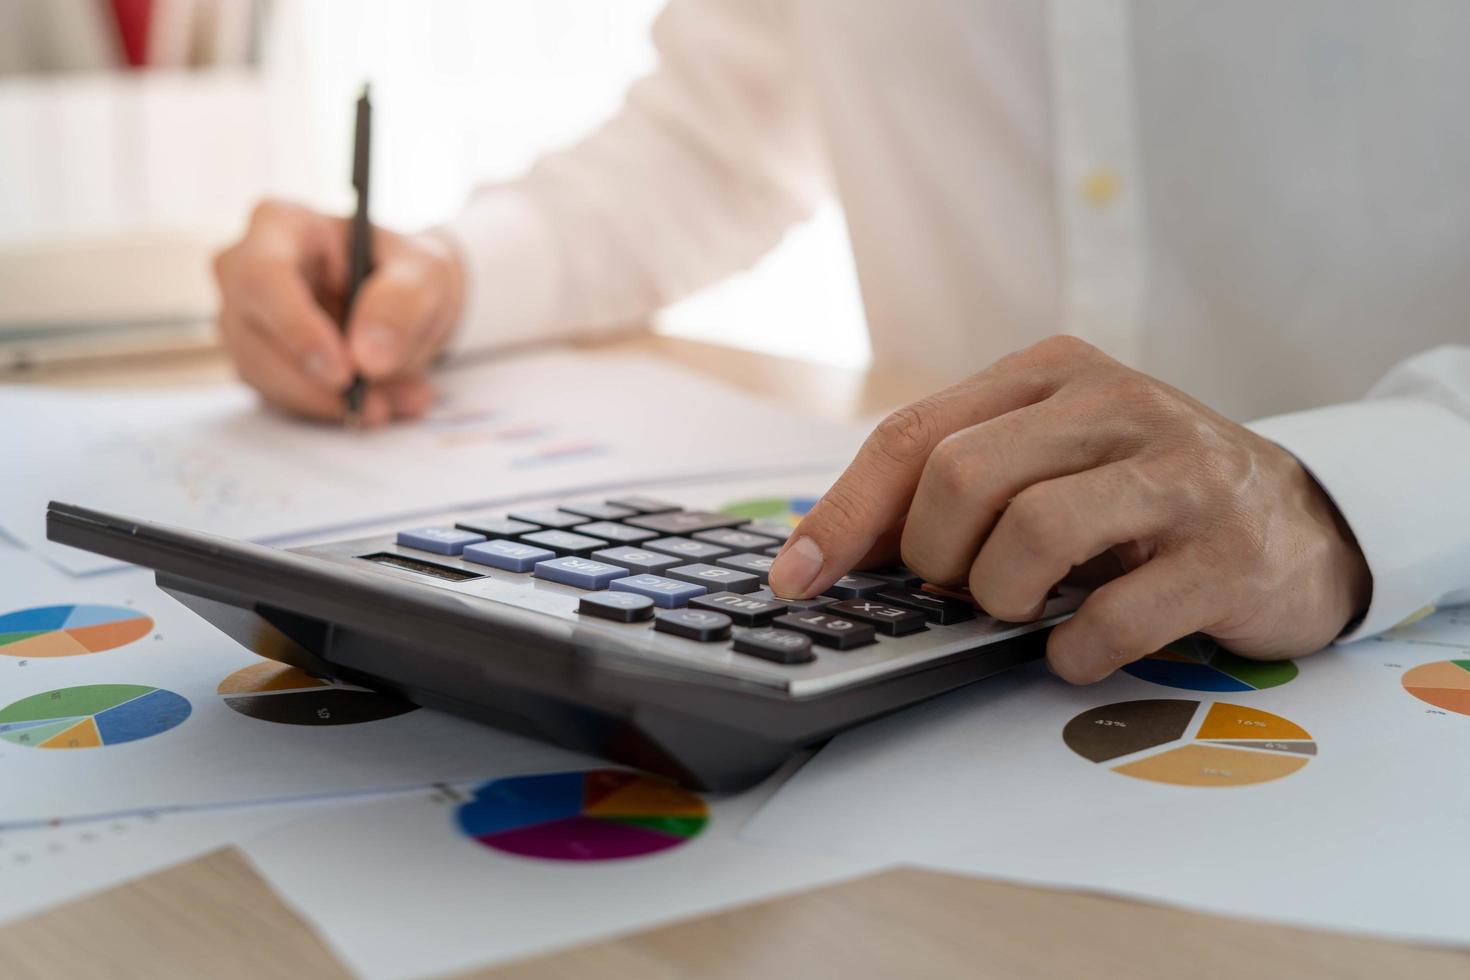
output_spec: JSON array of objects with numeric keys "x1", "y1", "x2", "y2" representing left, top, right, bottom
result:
[
  {"x1": 439, "y1": 0, "x2": 826, "y2": 353},
  {"x1": 1248, "y1": 344, "x2": 1470, "y2": 640}
]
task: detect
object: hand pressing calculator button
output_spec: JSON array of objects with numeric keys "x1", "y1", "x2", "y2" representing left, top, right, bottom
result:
[
  {"x1": 396, "y1": 527, "x2": 486, "y2": 555},
  {"x1": 654, "y1": 608, "x2": 733, "y2": 641}
]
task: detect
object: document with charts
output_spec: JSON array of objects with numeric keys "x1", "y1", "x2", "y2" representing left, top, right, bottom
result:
[
  {"x1": 0, "y1": 349, "x2": 864, "y2": 574},
  {"x1": 742, "y1": 612, "x2": 1470, "y2": 947}
]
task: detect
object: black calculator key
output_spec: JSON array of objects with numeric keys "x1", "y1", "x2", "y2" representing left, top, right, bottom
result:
[
  {"x1": 574, "y1": 521, "x2": 657, "y2": 544},
  {"x1": 749, "y1": 587, "x2": 833, "y2": 611},
  {"x1": 827, "y1": 599, "x2": 927, "y2": 636},
  {"x1": 865, "y1": 565, "x2": 923, "y2": 588},
  {"x1": 821, "y1": 574, "x2": 887, "y2": 600},
  {"x1": 665, "y1": 563, "x2": 761, "y2": 594},
  {"x1": 740, "y1": 520, "x2": 794, "y2": 543},
  {"x1": 762, "y1": 545, "x2": 784, "y2": 557},
  {"x1": 578, "y1": 591, "x2": 655, "y2": 622},
  {"x1": 689, "y1": 591, "x2": 788, "y2": 626},
  {"x1": 591, "y1": 547, "x2": 679, "y2": 575},
  {"x1": 507, "y1": 508, "x2": 589, "y2": 529},
  {"x1": 643, "y1": 537, "x2": 731, "y2": 561},
  {"x1": 715, "y1": 552, "x2": 775, "y2": 583},
  {"x1": 605, "y1": 495, "x2": 681, "y2": 514},
  {"x1": 733, "y1": 628, "x2": 815, "y2": 665},
  {"x1": 873, "y1": 588, "x2": 977, "y2": 625},
  {"x1": 454, "y1": 516, "x2": 539, "y2": 539},
  {"x1": 560, "y1": 502, "x2": 637, "y2": 520},
  {"x1": 520, "y1": 529, "x2": 608, "y2": 557},
  {"x1": 625, "y1": 510, "x2": 746, "y2": 535},
  {"x1": 772, "y1": 612, "x2": 876, "y2": 650},
  {"x1": 654, "y1": 608, "x2": 732, "y2": 641},
  {"x1": 692, "y1": 528, "x2": 781, "y2": 551}
]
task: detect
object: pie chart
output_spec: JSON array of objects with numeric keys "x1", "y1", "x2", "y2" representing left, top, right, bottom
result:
[
  {"x1": 720, "y1": 495, "x2": 818, "y2": 527},
  {"x1": 1063, "y1": 699, "x2": 1315, "y2": 787},
  {"x1": 0, "y1": 605, "x2": 153, "y2": 658},
  {"x1": 1401, "y1": 660, "x2": 1470, "y2": 715},
  {"x1": 217, "y1": 661, "x2": 418, "y2": 726},
  {"x1": 1122, "y1": 634, "x2": 1297, "y2": 692},
  {"x1": 456, "y1": 769, "x2": 709, "y2": 861},
  {"x1": 0, "y1": 684, "x2": 191, "y2": 749}
]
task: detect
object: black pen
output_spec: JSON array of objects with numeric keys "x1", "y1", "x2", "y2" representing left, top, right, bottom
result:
[{"x1": 342, "y1": 83, "x2": 372, "y2": 427}]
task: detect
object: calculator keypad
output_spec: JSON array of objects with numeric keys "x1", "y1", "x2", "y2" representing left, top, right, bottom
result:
[{"x1": 352, "y1": 495, "x2": 1078, "y2": 692}]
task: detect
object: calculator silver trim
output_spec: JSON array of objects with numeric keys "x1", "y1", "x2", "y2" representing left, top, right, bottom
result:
[{"x1": 296, "y1": 535, "x2": 1083, "y2": 699}]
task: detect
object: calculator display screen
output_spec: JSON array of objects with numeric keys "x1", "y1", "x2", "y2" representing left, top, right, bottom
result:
[{"x1": 359, "y1": 552, "x2": 482, "y2": 582}]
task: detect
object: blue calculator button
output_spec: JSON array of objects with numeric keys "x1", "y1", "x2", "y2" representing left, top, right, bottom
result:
[
  {"x1": 533, "y1": 557, "x2": 629, "y2": 590},
  {"x1": 609, "y1": 574, "x2": 708, "y2": 608},
  {"x1": 462, "y1": 539, "x2": 555, "y2": 572},
  {"x1": 396, "y1": 527, "x2": 486, "y2": 555}
]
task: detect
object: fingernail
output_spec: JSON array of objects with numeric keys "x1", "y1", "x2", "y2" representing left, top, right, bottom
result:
[{"x1": 770, "y1": 536, "x2": 824, "y2": 598}]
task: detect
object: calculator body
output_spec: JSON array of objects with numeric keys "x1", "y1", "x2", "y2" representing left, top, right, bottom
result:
[{"x1": 47, "y1": 498, "x2": 1081, "y2": 792}]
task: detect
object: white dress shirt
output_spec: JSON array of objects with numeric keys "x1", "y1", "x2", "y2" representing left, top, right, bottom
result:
[{"x1": 443, "y1": 0, "x2": 1470, "y2": 640}]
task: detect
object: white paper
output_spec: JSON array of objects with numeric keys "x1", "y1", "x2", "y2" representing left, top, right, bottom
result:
[
  {"x1": 2, "y1": 348, "x2": 863, "y2": 573},
  {"x1": 0, "y1": 543, "x2": 603, "y2": 826},
  {"x1": 743, "y1": 614, "x2": 1470, "y2": 947},
  {"x1": 0, "y1": 795, "x2": 388, "y2": 926},
  {"x1": 242, "y1": 763, "x2": 881, "y2": 980}
]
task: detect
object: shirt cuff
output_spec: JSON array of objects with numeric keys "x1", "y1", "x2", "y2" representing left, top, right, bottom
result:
[
  {"x1": 1248, "y1": 398, "x2": 1470, "y2": 641},
  {"x1": 437, "y1": 189, "x2": 563, "y2": 355}
]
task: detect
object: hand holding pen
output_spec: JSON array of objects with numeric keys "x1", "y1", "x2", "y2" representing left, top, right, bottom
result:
[{"x1": 211, "y1": 85, "x2": 464, "y2": 427}]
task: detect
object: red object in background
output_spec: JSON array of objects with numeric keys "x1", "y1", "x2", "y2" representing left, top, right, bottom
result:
[{"x1": 108, "y1": 0, "x2": 154, "y2": 68}]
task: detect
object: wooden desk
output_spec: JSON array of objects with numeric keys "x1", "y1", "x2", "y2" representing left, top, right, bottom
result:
[{"x1": 2, "y1": 336, "x2": 1465, "y2": 980}]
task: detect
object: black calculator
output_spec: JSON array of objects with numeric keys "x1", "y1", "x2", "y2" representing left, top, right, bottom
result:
[{"x1": 47, "y1": 495, "x2": 1082, "y2": 791}]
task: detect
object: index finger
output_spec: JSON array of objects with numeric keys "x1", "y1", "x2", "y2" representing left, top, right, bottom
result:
[{"x1": 767, "y1": 340, "x2": 1087, "y2": 599}]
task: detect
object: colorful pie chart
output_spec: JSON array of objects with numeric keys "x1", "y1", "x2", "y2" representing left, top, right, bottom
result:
[
  {"x1": 1122, "y1": 634, "x2": 1297, "y2": 692},
  {"x1": 456, "y1": 769, "x2": 709, "y2": 861},
  {"x1": 0, "y1": 684, "x2": 191, "y2": 749},
  {"x1": 0, "y1": 605, "x2": 153, "y2": 658},
  {"x1": 1401, "y1": 660, "x2": 1470, "y2": 715},
  {"x1": 1063, "y1": 699, "x2": 1315, "y2": 787},
  {"x1": 720, "y1": 496, "x2": 818, "y2": 527}
]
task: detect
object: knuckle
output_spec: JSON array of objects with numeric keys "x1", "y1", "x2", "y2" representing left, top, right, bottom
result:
[
  {"x1": 872, "y1": 400, "x2": 942, "y2": 467},
  {"x1": 814, "y1": 480, "x2": 868, "y2": 535},
  {"x1": 925, "y1": 432, "x2": 975, "y2": 496},
  {"x1": 1030, "y1": 333, "x2": 1096, "y2": 364},
  {"x1": 1004, "y1": 485, "x2": 1070, "y2": 562}
]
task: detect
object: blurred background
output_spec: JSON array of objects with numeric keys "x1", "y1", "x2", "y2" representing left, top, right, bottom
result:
[{"x1": 0, "y1": 0, "x2": 869, "y2": 370}]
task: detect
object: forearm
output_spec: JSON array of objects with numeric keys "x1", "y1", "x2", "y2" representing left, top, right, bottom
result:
[{"x1": 441, "y1": 0, "x2": 825, "y2": 354}]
